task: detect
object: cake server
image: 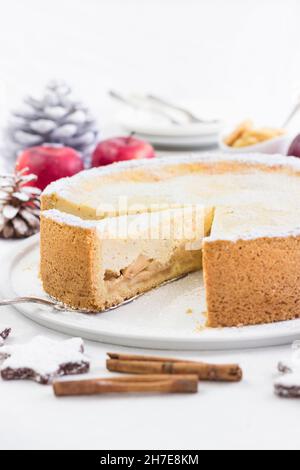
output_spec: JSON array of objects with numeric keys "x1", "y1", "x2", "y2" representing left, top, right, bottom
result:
[
  {"x1": 0, "y1": 296, "x2": 67, "y2": 312},
  {"x1": 0, "y1": 275, "x2": 188, "y2": 314},
  {"x1": 0, "y1": 295, "x2": 138, "y2": 313}
]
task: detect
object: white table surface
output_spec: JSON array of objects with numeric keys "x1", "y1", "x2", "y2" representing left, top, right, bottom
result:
[
  {"x1": 0, "y1": 240, "x2": 299, "y2": 451},
  {"x1": 1, "y1": 0, "x2": 300, "y2": 451}
]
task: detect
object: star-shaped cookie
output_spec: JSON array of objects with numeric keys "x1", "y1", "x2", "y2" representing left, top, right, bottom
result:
[
  {"x1": 0, "y1": 328, "x2": 11, "y2": 347},
  {"x1": 275, "y1": 361, "x2": 300, "y2": 398},
  {"x1": 0, "y1": 336, "x2": 90, "y2": 384}
]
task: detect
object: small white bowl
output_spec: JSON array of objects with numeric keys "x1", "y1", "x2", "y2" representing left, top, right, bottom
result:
[{"x1": 219, "y1": 134, "x2": 292, "y2": 155}]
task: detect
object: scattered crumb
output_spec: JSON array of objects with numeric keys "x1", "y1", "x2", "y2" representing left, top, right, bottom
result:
[
  {"x1": 195, "y1": 321, "x2": 206, "y2": 333},
  {"x1": 23, "y1": 264, "x2": 35, "y2": 272},
  {"x1": 186, "y1": 308, "x2": 193, "y2": 315}
]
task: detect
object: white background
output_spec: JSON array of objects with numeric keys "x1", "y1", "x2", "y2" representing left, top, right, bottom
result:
[
  {"x1": 1, "y1": 0, "x2": 300, "y2": 132},
  {"x1": 1, "y1": 0, "x2": 300, "y2": 451}
]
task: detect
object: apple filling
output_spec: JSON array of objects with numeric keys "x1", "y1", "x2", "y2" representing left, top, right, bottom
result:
[
  {"x1": 103, "y1": 250, "x2": 202, "y2": 296},
  {"x1": 104, "y1": 254, "x2": 160, "y2": 289}
]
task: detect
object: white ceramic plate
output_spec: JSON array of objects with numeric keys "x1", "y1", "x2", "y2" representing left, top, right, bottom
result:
[
  {"x1": 2, "y1": 236, "x2": 300, "y2": 350},
  {"x1": 117, "y1": 109, "x2": 223, "y2": 138},
  {"x1": 134, "y1": 132, "x2": 219, "y2": 149}
]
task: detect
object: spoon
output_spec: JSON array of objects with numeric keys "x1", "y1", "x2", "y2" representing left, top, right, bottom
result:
[
  {"x1": 146, "y1": 94, "x2": 220, "y2": 124},
  {"x1": 282, "y1": 96, "x2": 300, "y2": 128},
  {"x1": 109, "y1": 90, "x2": 181, "y2": 125}
]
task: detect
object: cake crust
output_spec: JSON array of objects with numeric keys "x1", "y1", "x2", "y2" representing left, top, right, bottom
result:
[
  {"x1": 204, "y1": 236, "x2": 300, "y2": 327},
  {"x1": 40, "y1": 215, "x2": 104, "y2": 311}
]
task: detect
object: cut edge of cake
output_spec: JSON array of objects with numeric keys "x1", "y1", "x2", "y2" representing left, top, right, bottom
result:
[
  {"x1": 203, "y1": 206, "x2": 300, "y2": 327},
  {"x1": 41, "y1": 206, "x2": 214, "y2": 312}
]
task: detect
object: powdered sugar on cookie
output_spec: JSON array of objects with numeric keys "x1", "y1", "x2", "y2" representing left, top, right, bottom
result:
[
  {"x1": 0, "y1": 336, "x2": 90, "y2": 384},
  {"x1": 0, "y1": 328, "x2": 11, "y2": 347}
]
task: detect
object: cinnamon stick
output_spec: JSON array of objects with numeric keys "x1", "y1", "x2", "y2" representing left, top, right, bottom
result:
[
  {"x1": 106, "y1": 355, "x2": 242, "y2": 382},
  {"x1": 108, "y1": 352, "x2": 192, "y2": 363},
  {"x1": 53, "y1": 374, "x2": 198, "y2": 396}
]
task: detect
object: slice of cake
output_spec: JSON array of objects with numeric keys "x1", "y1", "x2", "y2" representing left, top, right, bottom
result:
[
  {"x1": 203, "y1": 206, "x2": 300, "y2": 327},
  {"x1": 41, "y1": 206, "x2": 214, "y2": 311}
]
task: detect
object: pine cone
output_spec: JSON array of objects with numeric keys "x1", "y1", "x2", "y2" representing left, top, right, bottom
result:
[
  {"x1": 6, "y1": 80, "x2": 99, "y2": 166},
  {"x1": 0, "y1": 169, "x2": 41, "y2": 239}
]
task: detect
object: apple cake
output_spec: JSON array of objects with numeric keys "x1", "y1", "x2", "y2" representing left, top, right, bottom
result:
[{"x1": 40, "y1": 153, "x2": 300, "y2": 327}]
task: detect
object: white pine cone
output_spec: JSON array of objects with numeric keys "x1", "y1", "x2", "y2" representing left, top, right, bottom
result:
[{"x1": 6, "y1": 80, "x2": 99, "y2": 166}]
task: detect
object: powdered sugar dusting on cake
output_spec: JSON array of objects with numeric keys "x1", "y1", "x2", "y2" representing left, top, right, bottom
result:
[
  {"x1": 206, "y1": 227, "x2": 300, "y2": 242},
  {"x1": 44, "y1": 203, "x2": 300, "y2": 242},
  {"x1": 205, "y1": 205, "x2": 300, "y2": 242},
  {"x1": 42, "y1": 152, "x2": 300, "y2": 241},
  {"x1": 43, "y1": 206, "x2": 208, "y2": 240},
  {"x1": 42, "y1": 209, "x2": 98, "y2": 229},
  {"x1": 42, "y1": 152, "x2": 300, "y2": 196}
]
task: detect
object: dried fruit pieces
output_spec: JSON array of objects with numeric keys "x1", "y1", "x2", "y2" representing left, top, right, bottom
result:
[{"x1": 224, "y1": 120, "x2": 285, "y2": 148}]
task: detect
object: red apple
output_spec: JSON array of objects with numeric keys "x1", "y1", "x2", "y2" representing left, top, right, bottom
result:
[
  {"x1": 16, "y1": 145, "x2": 84, "y2": 191},
  {"x1": 92, "y1": 135, "x2": 155, "y2": 167},
  {"x1": 288, "y1": 135, "x2": 300, "y2": 158}
]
